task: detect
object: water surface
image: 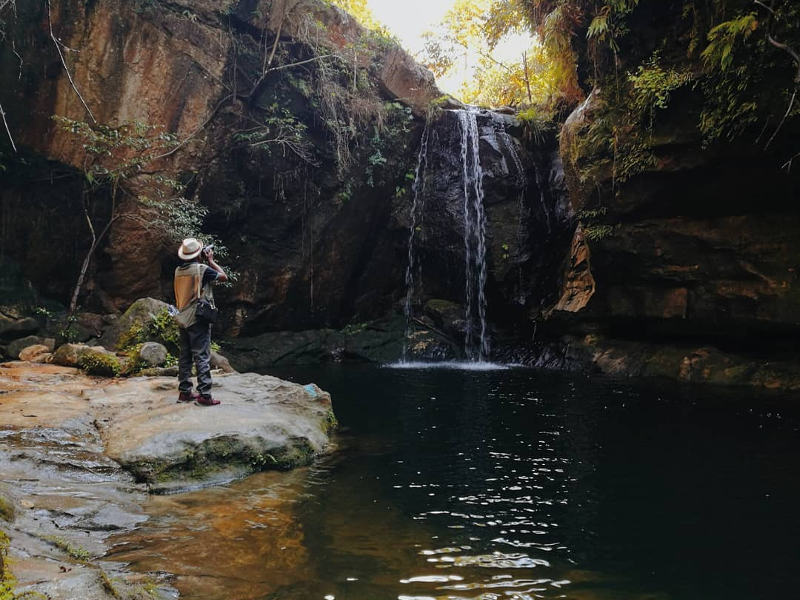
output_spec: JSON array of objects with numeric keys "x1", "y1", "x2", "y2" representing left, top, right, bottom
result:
[{"x1": 109, "y1": 365, "x2": 800, "y2": 599}]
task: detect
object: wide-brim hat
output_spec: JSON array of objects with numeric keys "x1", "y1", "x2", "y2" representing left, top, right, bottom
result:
[{"x1": 178, "y1": 238, "x2": 203, "y2": 260}]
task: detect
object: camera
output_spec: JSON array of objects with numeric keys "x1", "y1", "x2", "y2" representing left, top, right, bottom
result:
[{"x1": 203, "y1": 244, "x2": 214, "y2": 254}]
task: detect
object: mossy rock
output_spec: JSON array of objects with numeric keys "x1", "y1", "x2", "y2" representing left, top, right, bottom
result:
[
  {"x1": 99, "y1": 298, "x2": 172, "y2": 350},
  {"x1": 78, "y1": 349, "x2": 121, "y2": 377},
  {"x1": 51, "y1": 343, "x2": 93, "y2": 367}
]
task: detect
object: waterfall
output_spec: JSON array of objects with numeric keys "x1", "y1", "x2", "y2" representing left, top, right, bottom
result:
[
  {"x1": 402, "y1": 122, "x2": 430, "y2": 360},
  {"x1": 403, "y1": 108, "x2": 517, "y2": 362},
  {"x1": 458, "y1": 109, "x2": 489, "y2": 361}
]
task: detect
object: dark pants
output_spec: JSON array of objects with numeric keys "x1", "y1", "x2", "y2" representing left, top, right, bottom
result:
[{"x1": 178, "y1": 321, "x2": 212, "y2": 395}]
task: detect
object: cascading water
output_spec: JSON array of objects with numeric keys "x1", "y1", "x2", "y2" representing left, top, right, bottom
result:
[
  {"x1": 402, "y1": 122, "x2": 430, "y2": 360},
  {"x1": 457, "y1": 108, "x2": 489, "y2": 361},
  {"x1": 402, "y1": 108, "x2": 532, "y2": 363}
]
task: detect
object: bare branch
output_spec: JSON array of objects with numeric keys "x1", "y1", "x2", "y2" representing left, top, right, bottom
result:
[
  {"x1": 768, "y1": 34, "x2": 800, "y2": 81},
  {"x1": 263, "y1": 14, "x2": 284, "y2": 73},
  {"x1": 0, "y1": 101, "x2": 17, "y2": 152},
  {"x1": 781, "y1": 150, "x2": 800, "y2": 171},
  {"x1": 47, "y1": 0, "x2": 96, "y2": 123},
  {"x1": 247, "y1": 52, "x2": 332, "y2": 101},
  {"x1": 753, "y1": 0, "x2": 775, "y2": 16},
  {"x1": 765, "y1": 87, "x2": 797, "y2": 149}
]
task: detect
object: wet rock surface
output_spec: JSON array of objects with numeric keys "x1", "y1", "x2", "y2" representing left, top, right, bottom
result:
[{"x1": 0, "y1": 361, "x2": 336, "y2": 598}]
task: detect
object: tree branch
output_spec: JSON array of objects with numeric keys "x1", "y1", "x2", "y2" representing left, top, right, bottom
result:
[
  {"x1": 753, "y1": 0, "x2": 775, "y2": 16},
  {"x1": 47, "y1": 0, "x2": 96, "y2": 123},
  {"x1": 768, "y1": 34, "x2": 800, "y2": 81},
  {"x1": 0, "y1": 101, "x2": 17, "y2": 152},
  {"x1": 765, "y1": 87, "x2": 797, "y2": 149}
]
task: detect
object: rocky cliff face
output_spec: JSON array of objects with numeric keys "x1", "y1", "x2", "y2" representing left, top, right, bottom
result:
[
  {"x1": 0, "y1": 0, "x2": 439, "y2": 330},
  {"x1": 536, "y1": 0, "x2": 800, "y2": 387},
  {"x1": 3, "y1": 0, "x2": 799, "y2": 389}
]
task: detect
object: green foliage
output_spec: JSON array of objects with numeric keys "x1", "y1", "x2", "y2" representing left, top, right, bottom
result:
[
  {"x1": 421, "y1": 0, "x2": 566, "y2": 107},
  {"x1": 78, "y1": 352, "x2": 121, "y2": 377},
  {"x1": 42, "y1": 535, "x2": 92, "y2": 562},
  {"x1": 577, "y1": 207, "x2": 617, "y2": 241},
  {"x1": 234, "y1": 104, "x2": 315, "y2": 166},
  {"x1": 701, "y1": 13, "x2": 759, "y2": 70},
  {"x1": 327, "y1": 0, "x2": 381, "y2": 29},
  {"x1": 585, "y1": 0, "x2": 640, "y2": 54},
  {"x1": 698, "y1": 2, "x2": 800, "y2": 148},
  {"x1": 516, "y1": 106, "x2": 556, "y2": 143},
  {"x1": 31, "y1": 307, "x2": 53, "y2": 320},
  {"x1": 57, "y1": 315, "x2": 79, "y2": 344},
  {"x1": 628, "y1": 53, "x2": 693, "y2": 126},
  {"x1": 117, "y1": 308, "x2": 180, "y2": 355},
  {"x1": 360, "y1": 102, "x2": 413, "y2": 188},
  {"x1": 51, "y1": 117, "x2": 178, "y2": 186},
  {"x1": 583, "y1": 223, "x2": 617, "y2": 241}
]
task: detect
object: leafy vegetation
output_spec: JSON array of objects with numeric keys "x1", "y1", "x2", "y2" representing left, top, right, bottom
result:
[
  {"x1": 420, "y1": 0, "x2": 567, "y2": 108},
  {"x1": 117, "y1": 308, "x2": 180, "y2": 355}
]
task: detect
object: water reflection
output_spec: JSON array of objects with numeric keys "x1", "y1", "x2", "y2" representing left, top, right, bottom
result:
[{"x1": 110, "y1": 366, "x2": 800, "y2": 600}]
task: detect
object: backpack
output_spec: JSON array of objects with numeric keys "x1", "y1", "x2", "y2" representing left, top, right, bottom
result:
[{"x1": 173, "y1": 263, "x2": 217, "y2": 328}]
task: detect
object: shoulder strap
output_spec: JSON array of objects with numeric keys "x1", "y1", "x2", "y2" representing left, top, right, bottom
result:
[{"x1": 195, "y1": 264, "x2": 203, "y2": 299}]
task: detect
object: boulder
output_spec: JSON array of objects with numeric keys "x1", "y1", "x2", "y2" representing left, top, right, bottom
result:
[
  {"x1": 423, "y1": 299, "x2": 465, "y2": 334},
  {"x1": 18, "y1": 345, "x2": 52, "y2": 363},
  {"x1": 0, "y1": 312, "x2": 39, "y2": 341},
  {"x1": 100, "y1": 298, "x2": 171, "y2": 350},
  {"x1": 138, "y1": 342, "x2": 168, "y2": 367},
  {"x1": 71, "y1": 312, "x2": 107, "y2": 342},
  {"x1": 77, "y1": 347, "x2": 121, "y2": 377},
  {"x1": 85, "y1": 373, "x2": 336, "y2": 491},
  {"x1": 6, "y1": 335, "x2": 55, "y2": 359},
  {"x1": 51, "y1": 343, "x2": 93, "y2": 367},
  {"x1": 210, "y1": 350, "x2": 236, "y2": 373}
]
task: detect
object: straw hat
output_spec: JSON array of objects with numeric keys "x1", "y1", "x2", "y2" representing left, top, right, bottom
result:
[{"x1": 178, "y1": 238, "x2": 204, "y2": 260}]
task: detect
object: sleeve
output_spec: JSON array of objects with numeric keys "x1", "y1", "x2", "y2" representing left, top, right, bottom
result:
[{"x1": 202, "y1": 265, "x2": 219, "y2": 287}]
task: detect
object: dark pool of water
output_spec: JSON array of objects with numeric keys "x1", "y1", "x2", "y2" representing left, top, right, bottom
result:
[{"x1": 111, "y1": 365, "x2": 800, "y2": 600}]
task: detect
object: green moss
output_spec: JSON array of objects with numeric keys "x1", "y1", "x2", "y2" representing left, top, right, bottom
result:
[
  {"x1": 98, "y1": 569, "x2": 121, "y2": 599},
  {"x1": 148, "y1": 437, "x2": 322, "y2": 485},
  {"x1": 0, "y1": 531, "x2": 45, "y2": 600},
  {"x1": 116, "y1": 322, "x2": 145, "y2": 353},
  {"x1": 42, "y1": 536, "x2": 92, "y2": 562},
  {"x1": 119, "y1": 343, "x2": 144, "y2": 376},
  {"x1": 0, "y1": 497, "x2": 14, "y2": 523},
  {"x1": 322, "y1": 410, "x2": 338, "y2": 434},
  {"x1": 0, "y1": 530, "x2": 12, "y2": 600},
  {"x1": 78, "y1": 352, "x2": 121, "y2": 378}
]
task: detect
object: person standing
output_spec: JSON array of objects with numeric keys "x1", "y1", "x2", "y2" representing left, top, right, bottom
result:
[{"x1": 173, "y1": 238, "x2": 228, "y2": 406}]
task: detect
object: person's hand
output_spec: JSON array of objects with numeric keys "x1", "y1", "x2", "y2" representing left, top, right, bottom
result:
[{"x1": 204, "y1": 247, "x2": 214, "y2": 261}]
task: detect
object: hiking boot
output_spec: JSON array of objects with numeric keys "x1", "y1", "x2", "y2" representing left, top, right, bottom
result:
[
  {"x1": 178, "y1": 391, "x2": 199, "y2": 403},
  {"x1": 196, "y1": 394, "x2": 220, "y2": 406}
]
